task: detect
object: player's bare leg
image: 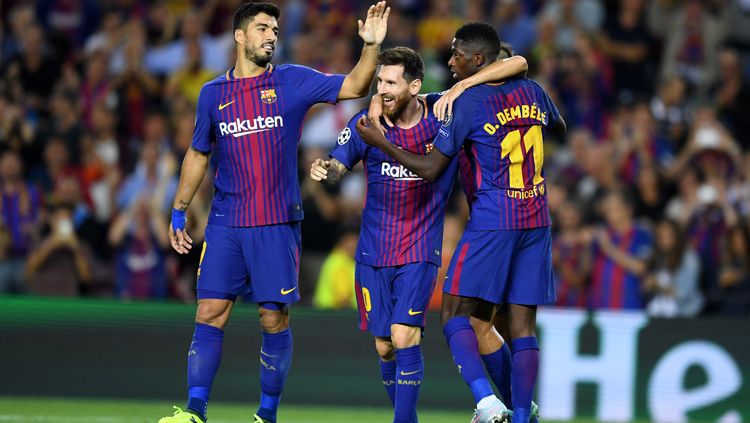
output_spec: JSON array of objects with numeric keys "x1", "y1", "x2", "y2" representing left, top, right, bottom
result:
[
  {"x1": 441, "y1": 293, "x2": 507, "y2": 423},
  {"x1": 388, "y1": 324, "x2": 423, "y2": 423},
  {"x1": 254, "y1": 304, "x2": 292, "y2": 423},
  {"x1": 507, "y1": 304, "x2": 539, "y2": 423}
]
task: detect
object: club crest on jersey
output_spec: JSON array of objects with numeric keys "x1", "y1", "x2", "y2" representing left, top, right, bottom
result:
[
  {"x1": 260, "y1": 89, "x2": 277, "y2": 104},
  {"x1": 338, "y1": 127, "x2": 352, "y2": 145}
]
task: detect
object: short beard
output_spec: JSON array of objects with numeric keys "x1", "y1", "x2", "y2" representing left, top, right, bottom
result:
[
  {"x1": 244, "y1": 46, "x2": 273, "y2": 67},
  {"x1": 384, "y1": 94, "x2": 410, "y2": 121}
]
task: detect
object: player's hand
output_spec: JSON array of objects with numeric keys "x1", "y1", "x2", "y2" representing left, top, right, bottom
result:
[
  {"x1": 169, "y1": 223, "x2": 193, "y2": 254},
  {"x1": 356, "y1": 116, "x2": 387, "y2": 147},
  {"x1": 434, "y1": 80, "x2": 466, "y2": 123},
  {"x1": 310, "y1": 158, "x2": 330, "y2": 182},
  {"x1": 358, "y1": 1, "x2": 390, "y2": 46},
  {"x1": 368, "y1": 94, "x2": 393, "y2": 135}
]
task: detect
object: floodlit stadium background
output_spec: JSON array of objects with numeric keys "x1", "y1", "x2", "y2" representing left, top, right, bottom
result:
[{"x1": 0, "y1": 0, "x2": 748, "y2": 421}]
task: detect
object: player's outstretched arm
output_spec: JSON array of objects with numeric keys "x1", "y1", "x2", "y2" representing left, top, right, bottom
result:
[
  {"x1": 169, "y1": 147, "x2": 210, "y2": 254},
  {"x1": 355, "y1": 116, "x2": 450, "y2": 181},
  {"x1": 434, "y1": 56, "x2": 528, "y2": 121},
  {"x1": 310, "y1": 158, "x2": 348, "y2": 185},
  {"x1": 338, "y1": 1, "x2": 390, "y2": 100}
]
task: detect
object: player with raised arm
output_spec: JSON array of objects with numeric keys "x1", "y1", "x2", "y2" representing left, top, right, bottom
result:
[
  {"x1": 159, "y1": 3, "x2": 390, "y2": 423},
  {"x1": 310, "y1": 46, "x2": 526, "y2": 423},
  {"x1": 356, "y1": 23, "x2": 565, "y2": 423}
]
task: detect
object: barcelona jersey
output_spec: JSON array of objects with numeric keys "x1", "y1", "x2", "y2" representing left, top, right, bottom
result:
[
  {"x1": 330, "y1": 94, "x2": 457, "y2": 267},
  {"x1": 192, "y1": 64, "x2": 345, "y2": 227},
  {"x1": 433, "y1": 79, "x2": 561, "y2": 230}
]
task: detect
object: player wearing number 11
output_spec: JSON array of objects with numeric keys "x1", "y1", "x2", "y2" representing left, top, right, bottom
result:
[{"x1": 355, "y1": 23, "x2": 566, "y2": 423}]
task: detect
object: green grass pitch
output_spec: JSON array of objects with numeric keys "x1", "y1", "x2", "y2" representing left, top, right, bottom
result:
[{"x1": 0, "y1": 397, "x2": 608, "y2": 423}]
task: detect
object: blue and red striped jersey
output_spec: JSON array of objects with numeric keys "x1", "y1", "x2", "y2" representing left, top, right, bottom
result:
[
  {"x1": 192, "y1": 64, "x2": 345, "y2": 227},
  {"x1": 590, "y1": 225, "x2": 653, "y2": 310},
  {"x1": 330, "y1": 95, "x2": 457, "y2": 267},
  {"x1": 433, "y1": 79, "x2": 561, "y2": 230}
]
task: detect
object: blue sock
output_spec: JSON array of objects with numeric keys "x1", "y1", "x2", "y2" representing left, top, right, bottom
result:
[
  {"x1": 482, "y1": 343, "x2": 513, "y2": 408},
  {"x1": 256, "y1": 329, "x2": 293, "y2": 423},
  {"x1": 186, "y1": 323, "x2": 224, "y2": 421},
  {"x1": 379, "y1": 358, "x2": 397, "y2": 406},
  {"x1": 511, "y1": 336, "x2": 539, "y2": 423},
  {"x1": 394, "y1": 345, "x2": 423, "y2": 423},
  {"x1": 443, "y1": 317, "x2": 494, "y2": 404}
]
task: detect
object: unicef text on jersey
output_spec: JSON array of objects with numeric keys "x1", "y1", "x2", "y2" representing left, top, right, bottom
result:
[{"x1": 218, "y1": 116, "x2": 284, "y2": 137}]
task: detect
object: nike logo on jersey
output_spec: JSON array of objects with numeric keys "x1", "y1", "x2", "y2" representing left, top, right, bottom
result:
[
  {"x1": 400, "y1": 369, "x2": 420, "y2": 376},
  {"x1": 408, "y1": 308, "x2": 423, "y2": 316},
  {"x1": 281, "y1": 287, "x2": 296, "y2": 295},
  {"x1": 218, "y1": 100, "x2": 235, "y2": 110}
]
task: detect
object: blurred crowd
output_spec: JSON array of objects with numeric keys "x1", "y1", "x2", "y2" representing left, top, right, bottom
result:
[{"x1": 1, "y1": 0, "x2": 750, "y2": 318}]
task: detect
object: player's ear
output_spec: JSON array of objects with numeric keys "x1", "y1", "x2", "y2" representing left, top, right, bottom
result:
[
  {"x1": 409, "y1": 79, "x2": 422, "y2": 96},
  {"x1": 234, "y1": 28, "x2": 245, "y2": 45},
  {"x1": 474, "y1": 52, "x2": 486, "y2": 68}
]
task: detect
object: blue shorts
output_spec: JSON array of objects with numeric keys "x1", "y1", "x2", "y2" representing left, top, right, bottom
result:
[
  {"x1": 196, "y1": 222, "x2": 301, "y2": 303},
  {"x1": 443, "y1": 227, "x2": 556, "y2": 305},
  {"x1": 354, "y1": 262, "x2": 437, "y2": 338}
]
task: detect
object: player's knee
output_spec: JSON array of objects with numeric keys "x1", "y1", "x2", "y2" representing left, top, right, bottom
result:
[
  {"x1": 259, "y1": 307, "x2": 289, "y2": 333},
  {"x1": 470, "y1": 316, "x2": 493, "y2": 338},
  {"x1": 195, "y1": 299, "x2": 233, "y2": 329},
  {"x1": 374, "y1": 337, "x2": 395, "y2": 361},
  {"x1": 390, "y1": 324, "x2": 420, "y2": 349}
]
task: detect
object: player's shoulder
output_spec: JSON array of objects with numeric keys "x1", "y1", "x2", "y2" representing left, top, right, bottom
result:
[
  {"x1": 199, "y1": 72, "x2": 230, "y2": 93},
  {"x1": 274, "y1": 63, "x2": 325, "y2": 77}
]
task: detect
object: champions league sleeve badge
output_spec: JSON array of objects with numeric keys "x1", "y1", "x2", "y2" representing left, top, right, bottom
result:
[{"x1": 338, "y1": 127, "x2": 352, "y2": 145}]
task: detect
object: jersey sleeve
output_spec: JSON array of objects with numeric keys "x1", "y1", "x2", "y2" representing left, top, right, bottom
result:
[
  {"x1": 290, "y1": 64, "x2": 347, "y2": 105},
  {"x1": 432, "y1": 95, "x2": 473, "y2": 158},
  {"x1": 423, "y1": 92, "x2": 442, "y2": 109},
  {"x1": 536, "y1": 82, "x2": 561, "y2": 127},
  {"x1": 191, "y1": 84, "x2": 215, "y2": 153},
  {"x1": 329, "y1": 112, "x2": 366, "y2": 170}
]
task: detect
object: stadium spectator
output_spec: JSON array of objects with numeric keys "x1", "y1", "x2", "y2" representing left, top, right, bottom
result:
[
  {"x1": 712, "y1": 47, "x2": 750, "y2": 150},
  {"x1": 494, "y1": 0, "x2": 536, "y2": 56},
  {"x1": 587, "y1": 190, "x2": 653, "y2": 310},
  {"x1": 109, "y1": 195, "x2": 169, "y2": 299},
  {"x1": 164, "y1": 40, "x2": 215, "y2": 106},
  {"x1": 25, "y1": 200, "x2": 93, "y2": 296},
  {"x1": 117, "y1": 141, "x2": 177, "y2": 214},
  {"x1": 0, "y1": 151, "x2": 40, "y2": 293},
  {"x1": 650, "y1": 75, "x2": 688, "y2": 150},
  {"x1": 553, "y1": 200, "x2": 590, "y2": 308},
  {"x1": 655, "y1": 0, "x2": 727, "y2": 95},
  {"x1": 2, "y1": 24, "x2": 60, "y2": 109},
  {"x1": 598, "y1": 0, "x2": 652, "y2": 100},
  {"x1": 312, "y1": 226, "x2": 358, "y2": 309},
  {"x1": 644, "y1": 219, "x2": 703, "y2": 317},
  {"x1": 714, "y1": 225, "x2": 750, "y2": 316}
]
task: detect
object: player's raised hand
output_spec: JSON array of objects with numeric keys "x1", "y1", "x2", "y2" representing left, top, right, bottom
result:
[
  {"x1": 358, "y1": 1, "x2": 390, "y2": 46},
  {"x1": 169, "y1": 209, "x2": 193, "y2": 254},
  {"x1": 368, "y1": 94, "x2": 394, "y2": 135},
  {"x1": 434, "y1": 80, "x2": 466, "y2": 123},
  {"x1": 310, "y1": 158, "x2": 330, "y2": 182},
  {"x1": 356, "y1": 116, "x2": 387, "y2": 147}
]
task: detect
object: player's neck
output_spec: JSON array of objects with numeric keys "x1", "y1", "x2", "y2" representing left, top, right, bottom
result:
[
  {"x1": 393, "y1": 98, "x2": 423, "y2": 129},
  {"x1": 234, "y1": 59, "x2": 270, "y2": 79}
]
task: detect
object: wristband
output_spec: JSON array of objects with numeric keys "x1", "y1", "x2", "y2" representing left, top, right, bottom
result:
[{"x1": 171, "y1": 208, "x2": 186, "y2": 231}]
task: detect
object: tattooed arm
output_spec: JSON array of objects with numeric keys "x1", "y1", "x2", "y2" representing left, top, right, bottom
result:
[{"x1": 310, "y1": 158, "x2": 348, "y2": 185}]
